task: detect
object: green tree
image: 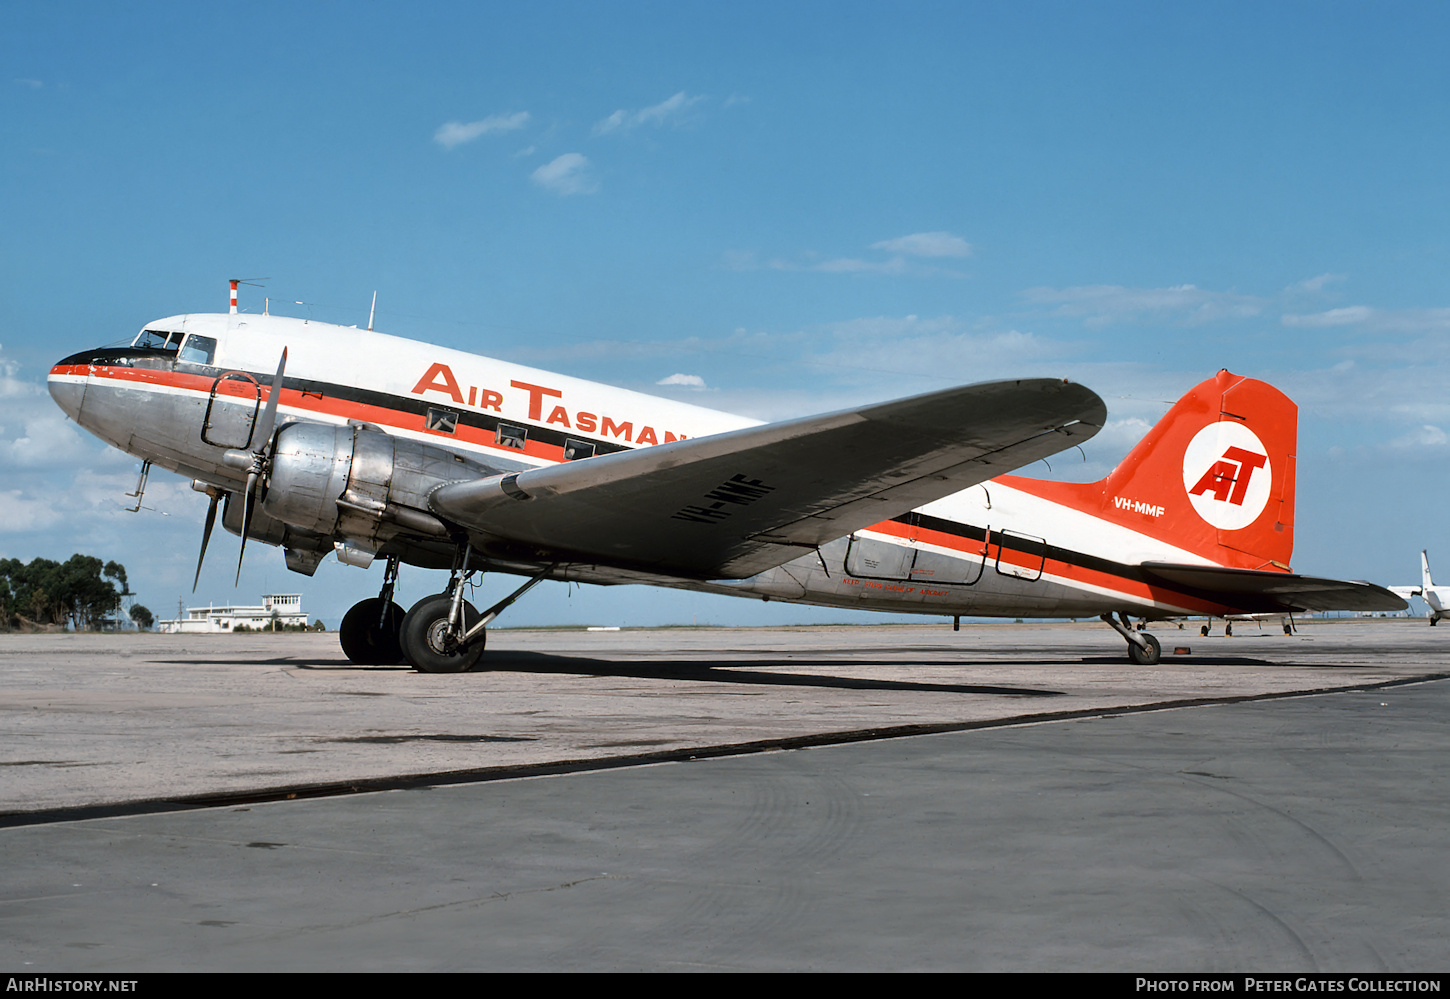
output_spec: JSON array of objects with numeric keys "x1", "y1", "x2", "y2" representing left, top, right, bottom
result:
[{"x1": 0, "y1": 555, "x2": 131, "y2": 631}]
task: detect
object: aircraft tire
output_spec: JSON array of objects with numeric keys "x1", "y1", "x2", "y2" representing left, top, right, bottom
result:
[
  {"x1": 400, "y1": 594, "x2": 485, "y2": 673},
  {"x1": 339, "y1": 598, "x2": 406, "y2": 665},
  {"x1": 1127, "y1": 633, "x2": 1161, "y2": 666}
]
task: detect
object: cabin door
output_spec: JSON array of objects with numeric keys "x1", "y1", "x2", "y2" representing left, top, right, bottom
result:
[{"x1": 202, "y1": 372, "x2": 262, "y2": 449}]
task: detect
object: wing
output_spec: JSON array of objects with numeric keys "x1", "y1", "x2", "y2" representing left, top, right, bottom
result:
[
  {"x1": 1141, "y1": 563, "x2": 1409, "y2": 614},
  {"x1": 430, "y1": 377, "x2": 1105, "y2": 578}
]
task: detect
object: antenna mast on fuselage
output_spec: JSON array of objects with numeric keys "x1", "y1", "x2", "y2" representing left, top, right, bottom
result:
[{"x1": 227, "y1": 277, "x2": 270, "y2": 315}]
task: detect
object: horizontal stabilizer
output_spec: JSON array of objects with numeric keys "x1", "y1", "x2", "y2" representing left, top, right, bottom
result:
[
  {"x1": 1141, "y1": 563, "x2": 1408, "y2": 614},
  {"x1": 431, "y1": 378, "x2": 1105, "y2": 578}
]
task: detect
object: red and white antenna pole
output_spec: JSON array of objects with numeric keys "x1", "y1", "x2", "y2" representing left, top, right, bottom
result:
[{"x1": 229, "y1": 279, "x2": 239, "y2": 314}]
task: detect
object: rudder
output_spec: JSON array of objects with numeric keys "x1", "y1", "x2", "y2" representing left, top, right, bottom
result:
[{"x1": 1100, "y1": 369, "x2": 1296, "y2": 569}]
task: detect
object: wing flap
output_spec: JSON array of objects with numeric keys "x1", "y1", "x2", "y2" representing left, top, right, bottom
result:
[
  {"x1": 430, "y1": 378, "x2": 1105, "y2": 578},
  {"x1": 1141, "y1": 563, "x2": 1408, "y2": 614}
]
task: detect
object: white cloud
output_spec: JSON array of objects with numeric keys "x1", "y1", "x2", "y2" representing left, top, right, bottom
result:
[
  {"x1": 801, "y1": 315, "x2": 1079, "y2": 389},
  {"x1": 1285, "y1": 273, "x2": 1346, "y2": 295},
  {"x1": 870, "y1": 232, "x2": 972, "y2": 258},
  {"x1": 1021, "y1": 284, "x2": 1265, "y2": 327},
  {"x1": 1390, "y1": 425, "x2": 1449, "y2": 448},
  {"x1": 0, "y1": 355, "x2": 38, "y2": 398},
  {"x1": 530, "y1": 153, "x2": 598, "y2": 195},
  {"x1": 1281, "y1": 306, "x2": 1374, "y2": 328},
  {"x1": 0, "y1": 490, "x2": 67, "y2": 533},
  {"x1": 1282, "y1": 306, "x2": 1450, "y2": 333},
  {"x1": 740, "y1": 234, "x2": 972, "y2": 277},
  {"x1": 801, "y1": 256, "x2": 910, "y2": 275},
  {"x1": 593, "y1": 92, "x2": 703, "y2": 135},
  {"x1": 0, "y1": 413, "x2": 95, "y2": 468},
  {"x1": 433, "y1": 112, "x2": 531, "y2": 150},
  {"x1": 656, "y1": 373, "x2": 707, "y2": 389}
]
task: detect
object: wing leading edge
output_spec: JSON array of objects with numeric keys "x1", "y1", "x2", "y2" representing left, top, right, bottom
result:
[{"x1": 430, "y1": 377, "x2": 1106, "y2": 578}]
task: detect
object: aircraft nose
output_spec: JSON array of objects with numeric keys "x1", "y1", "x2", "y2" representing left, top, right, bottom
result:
[{"x1": 48, "y1": 356, "x2": 88, "y2": 421}]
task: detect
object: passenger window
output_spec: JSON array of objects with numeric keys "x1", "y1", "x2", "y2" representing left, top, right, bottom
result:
[
  {"x1": 496, "y1": 424, "x2": 527, "y2": 450},
  {"x1": 425, "y1": 408, "x2": 459, "y2": 434},
  {"x1": 563, "y1": 439, "x2": 596, "y2": 461},
  {"x1": 178, "y1": 335, "x2": 216, "y2": 365}
]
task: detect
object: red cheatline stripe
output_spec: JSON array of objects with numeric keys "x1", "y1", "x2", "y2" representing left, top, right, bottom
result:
[
  {"x1": 70, "y1": 364, "x2": 571, "y2": 462},
  {"x1": 858, "y1": 516, "x2": 1233, "y2": 615}
]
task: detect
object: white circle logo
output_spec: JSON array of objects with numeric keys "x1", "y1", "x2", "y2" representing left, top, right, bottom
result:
[{"x1": 1181, "y1": 422, "x2": 1273, "y2": 531}]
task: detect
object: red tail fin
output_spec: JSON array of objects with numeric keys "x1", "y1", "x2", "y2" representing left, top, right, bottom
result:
[{"x1": 1004, "y1": 370, "x2": 1297, "y2": 570}]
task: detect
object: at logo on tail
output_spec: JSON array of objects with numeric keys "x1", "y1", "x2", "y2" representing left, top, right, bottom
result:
[{"x1": 1182, "y1": 422, "x2": 1272, "y2": 530}]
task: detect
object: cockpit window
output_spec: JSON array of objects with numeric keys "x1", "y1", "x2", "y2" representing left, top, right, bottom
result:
[
  {"x1": 134, "y1": 329, "x2": 185, "y2": 352},
  {"x1": 177, "y1": 335, "x2": 216, "y2": 365}
]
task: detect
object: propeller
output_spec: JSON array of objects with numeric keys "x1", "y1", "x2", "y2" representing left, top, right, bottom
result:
[
  {"x1": 191, "y1": 487, "x2": 220, "y2": 593},
  {"x1": 218, "y1": 348, "x2": 288, "y2": 586}
]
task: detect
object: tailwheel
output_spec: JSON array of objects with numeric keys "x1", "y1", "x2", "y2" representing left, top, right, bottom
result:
[
  {"x1": 400, "y1": 594, "x2": 485, "y2": 673},
  {"x1": 1101, "y1": 611, "x2": 1162, "y2": 665},
  {"x1": 339, "y1": 597, "x2": 406, "y2": 665},
  {"x1": 1126, "y1": 632, "x2": 1161, "y2": 665}
]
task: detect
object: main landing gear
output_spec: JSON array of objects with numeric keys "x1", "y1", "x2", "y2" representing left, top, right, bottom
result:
[
  {"x1": 338, "y1": 547, "x2": 554, "y2": 673},
  {"x1": 339, "y1": 558, "x2": 405, "y2": 665},
  {"x1": 1100, "y1": 611, "x2": 1161, "y2": 665}
]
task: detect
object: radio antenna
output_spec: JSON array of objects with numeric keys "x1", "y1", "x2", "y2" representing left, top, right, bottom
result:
[
  {"x1": 228, "y1": 277, "x2": 270, "y2": 314},
  {"x1": 368, "y1": 291, "x2": 377, "y2": 331}
]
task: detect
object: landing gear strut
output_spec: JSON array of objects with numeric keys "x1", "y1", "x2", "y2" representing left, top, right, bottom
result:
[
  {"x1": 400, "y1": 592, "x2": 484, "y2": 673},
  {"x1": 339, "y1": 557, "x2": 405, "y2": 664},
  {"x1": 1101, "y1": 611, "x2": 1161, "y2": 665},
  {"x1": 397, "y1": 546, "x2": 556, "y2": 674}
]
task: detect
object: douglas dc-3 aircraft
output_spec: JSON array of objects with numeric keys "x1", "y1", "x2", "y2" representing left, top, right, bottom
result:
[{"x1": 47, "y1": 296, "x2": 1404, "y2": 671}]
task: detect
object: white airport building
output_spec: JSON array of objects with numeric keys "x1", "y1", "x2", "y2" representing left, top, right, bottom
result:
[{"x1": 158, "y1": 594, "x2": 309, "y2": 634}]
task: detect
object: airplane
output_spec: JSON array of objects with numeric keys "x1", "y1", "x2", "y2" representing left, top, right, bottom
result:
[
  {"x1": 1390, "y1": 551, "x2": 1450, "y2": 625},
  {"x1": 46, "y1": 291, "x2": 1405, "y2": 671}
]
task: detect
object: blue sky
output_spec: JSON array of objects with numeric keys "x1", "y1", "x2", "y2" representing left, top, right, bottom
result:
[{"x1": 3, "y1": 1, "x2": 1448, "y2": 626}]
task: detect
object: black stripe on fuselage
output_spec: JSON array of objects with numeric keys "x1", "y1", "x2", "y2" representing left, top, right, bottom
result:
[
  {"x1": 895, "y1": 511, "x2": 1293, "y2": 613},
  {"x1": 69, "y1": 349, "x2": 634, "y2": 459},
  {"x1": 281, "y1": 373, "x2": 635, "y2": 457},
  {"x1": 899, "y1": 510, "x2": 1155, "y2": 589}
]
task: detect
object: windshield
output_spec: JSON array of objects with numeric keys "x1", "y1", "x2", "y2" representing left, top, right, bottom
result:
[
  {"x1": 133, "y1": 329, "x2": 185, "y2": 352},
  {"x1": 178, "y1": 334, "x2": 216, "y2": 365}
]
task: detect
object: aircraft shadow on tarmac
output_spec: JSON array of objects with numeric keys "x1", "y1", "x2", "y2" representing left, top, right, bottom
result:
[
  {"x1": 155, "y1": 651, "x2": 1078, "y2": 696},
  {"x1": 476, "y1": 651, "x2": 1065, "y2": 696},
  {"x1": 143, "y1": 649, "x2": 1326, "y2": 692}
]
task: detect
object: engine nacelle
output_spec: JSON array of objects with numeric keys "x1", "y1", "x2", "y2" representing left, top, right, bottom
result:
[
  {"x1": 220, "y1": 490, "x2": 332, "y2": 573},
  {"x1": 260, "y1": 423, "x2": 354, "y2": 535},
  {"x1": 260, "y1": 422, "x2": 499, "y2": 561}
]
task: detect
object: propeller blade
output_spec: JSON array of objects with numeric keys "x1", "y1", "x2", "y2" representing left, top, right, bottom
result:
[
  {"x1": 236, "y1": 471, "x2": 258, "y2": 586},
  {"x1": 233, "y1": 348, "x2": 286, "y2": 587},
  {"x1": 254, "y1": 348, "x2": 288, "y2": 454},
  {"x1": 193, "y1": 490, "x2": 220, "y2": 593}
]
